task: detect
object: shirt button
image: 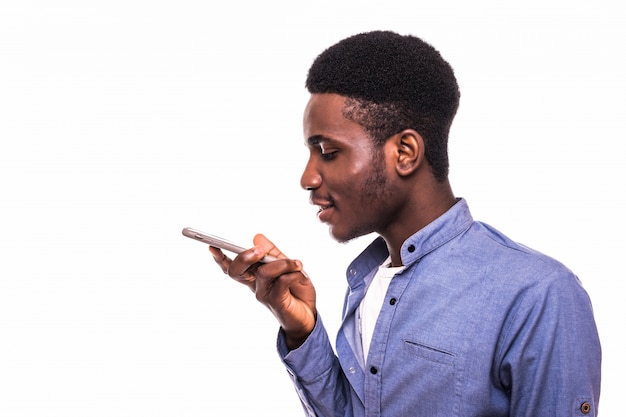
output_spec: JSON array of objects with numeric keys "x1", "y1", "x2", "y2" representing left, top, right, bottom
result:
[
  {"x1": 580, "y1": 402, "x2": 591, "y2": 414},
  {"x1": 349, "y1": 268, "x2": 357, "y2": 277},
  {"x1": 389, "y1": 298, "x2": 397, "y2": 305},
  {"x1": 370, "y1": 366, "x2": 378, "y2": 374},
  {"x1": 408, "y1": 244, "x2": 415, "y2": 253},
  {"x1": 348, "y1": 366, "x2": 356, "y2": 374}
]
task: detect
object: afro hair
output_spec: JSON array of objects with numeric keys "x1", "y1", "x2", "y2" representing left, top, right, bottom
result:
[{"x1": 306, "y1": 31, "x2": 460, "y2": 181}]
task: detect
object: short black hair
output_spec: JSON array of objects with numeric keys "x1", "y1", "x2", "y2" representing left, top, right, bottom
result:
[{"x1": 306, "y1": 30, "x2": 460, "y2": 182}]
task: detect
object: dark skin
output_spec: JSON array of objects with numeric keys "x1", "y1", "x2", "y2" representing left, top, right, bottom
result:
[{"x1": 210, "y1": 93, "x2": 457, "y2": 349}]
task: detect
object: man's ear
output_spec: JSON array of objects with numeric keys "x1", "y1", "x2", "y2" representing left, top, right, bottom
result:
[{"x1": 392, "y1": 129, "x2": 424, "y2": 177}]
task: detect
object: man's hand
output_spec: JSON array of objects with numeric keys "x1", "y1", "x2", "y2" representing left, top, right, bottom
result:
[{"x1": 209, "y1": 234, "x2": 316, "y2": 350}]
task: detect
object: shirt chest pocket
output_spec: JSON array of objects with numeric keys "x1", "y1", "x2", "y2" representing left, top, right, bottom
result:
[
  {"x1": 403, "y1": 340, "x2": 456, "y2": 365},
  {"x1": 399, "y1": 339, "x2": 463, "y2": 416}
]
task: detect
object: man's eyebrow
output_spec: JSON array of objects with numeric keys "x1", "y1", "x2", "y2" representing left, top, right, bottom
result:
[{"x1": 306, "y1": 135, "x2": 327, "y2": 146}]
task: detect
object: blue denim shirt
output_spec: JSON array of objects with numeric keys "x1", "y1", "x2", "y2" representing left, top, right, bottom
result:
[{"x1": 278, "y1": 199, "x2": 601, "y2": 416}]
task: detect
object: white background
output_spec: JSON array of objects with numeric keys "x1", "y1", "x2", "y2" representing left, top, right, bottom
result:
[{"x1": 1, "y1": 1, "x2": 624, "y2": 415}]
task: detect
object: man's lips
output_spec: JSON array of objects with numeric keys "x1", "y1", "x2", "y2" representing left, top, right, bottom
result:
[
  {"x1": 317, "y1": 205, "x2": 335, "y2": 222},
  {"x1": 310, "y1": 197, "x2": 335, "y2": 222}
]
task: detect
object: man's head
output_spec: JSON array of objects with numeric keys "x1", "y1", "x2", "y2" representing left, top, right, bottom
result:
[{"x1": 305, "y1": 30, "x2": 460, "y2": 182}]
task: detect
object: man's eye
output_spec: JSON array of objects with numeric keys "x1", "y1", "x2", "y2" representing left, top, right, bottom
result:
[{"x1": 320, "y1": 151, "x2": 337, "y2": 160}]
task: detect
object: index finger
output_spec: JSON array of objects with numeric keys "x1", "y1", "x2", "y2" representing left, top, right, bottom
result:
[{"x1": 209, "y1": 246, "x2": 231, "y2": 275}]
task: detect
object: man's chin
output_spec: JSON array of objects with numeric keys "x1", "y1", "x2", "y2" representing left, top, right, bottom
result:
[{"x1": 328, "y1": 225, "x2": 362, "y2": 244}]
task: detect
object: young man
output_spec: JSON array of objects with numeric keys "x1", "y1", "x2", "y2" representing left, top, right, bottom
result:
[{"x1": 210, "y1": 31, "x2": 601, "y2": 416}]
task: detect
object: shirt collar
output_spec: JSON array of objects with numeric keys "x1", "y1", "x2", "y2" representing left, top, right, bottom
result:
[
  {"x1": 346, "y1": 199, "x2": 474, "y2": 288},
  {"x1": 399, "y1": 198, "x2": 473, "y2": 266},
  {"x1": 352, "y1": 198, "x2": 473, "y2": 271}
]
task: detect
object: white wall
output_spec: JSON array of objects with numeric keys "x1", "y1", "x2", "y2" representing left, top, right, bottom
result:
[{"x1": 1, "y1": 1, "x2": 623, "y2": 415}]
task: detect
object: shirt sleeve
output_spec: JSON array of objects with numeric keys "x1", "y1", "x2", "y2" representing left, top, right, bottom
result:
[
  {"x1": 497, "y1": 269, "x2": 602, "y2": 417},
  {"x1": 277, "y1": 314, "x2": 354, "y2": 417}
]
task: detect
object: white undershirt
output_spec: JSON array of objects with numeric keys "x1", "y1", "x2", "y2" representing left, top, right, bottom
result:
[{"x1": 359, "y1": 256, "x2": 405, "y2": 362}]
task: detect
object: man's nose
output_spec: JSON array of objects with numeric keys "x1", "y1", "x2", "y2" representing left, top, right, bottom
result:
[{"x1": 300, "y1": 159, "x2": 321, "y2": 190}]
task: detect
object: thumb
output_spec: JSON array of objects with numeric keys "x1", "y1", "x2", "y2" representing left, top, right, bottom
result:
[{"x1": 252, "y1": 233, "x2": 288, "y2": 260}]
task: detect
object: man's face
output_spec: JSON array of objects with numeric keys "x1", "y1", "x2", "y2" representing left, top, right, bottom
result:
[{"x1": 301, "y1": 93, "x2": 399, "y2": 243}]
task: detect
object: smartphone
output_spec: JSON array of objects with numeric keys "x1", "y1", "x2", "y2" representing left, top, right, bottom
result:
[{"x1": 181, "y1": 227, "x2": 279, "y2": 263}]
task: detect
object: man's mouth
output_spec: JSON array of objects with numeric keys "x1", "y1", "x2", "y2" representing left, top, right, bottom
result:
[
  {"x1": 317, "y1": 204, "x2": 332, "y2": 214},
  {"x1": 311, "y1": 197, "x2": 335, "y2": 223},
  {"x1": 317, "y1": 204, "x2": 334, "y2": 222}
]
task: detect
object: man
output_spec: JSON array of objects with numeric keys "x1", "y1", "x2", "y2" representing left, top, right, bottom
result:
[{"x1": 210, "y1": 31, "x2": 601, "y2": 416}]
